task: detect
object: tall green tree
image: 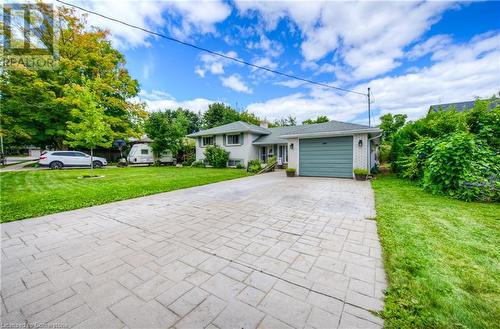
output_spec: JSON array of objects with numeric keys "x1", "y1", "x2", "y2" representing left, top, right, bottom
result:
[
  {"x1": 202, "y1": 103, "x2": 240, "y2": 129},
  {"x1": 162, "y1": 108, "x2": 201, "y2": 134},
  {"x1": 379, "y1": 113, "x2": 407, "y2": 142},
  {"x1": 0, "y1": 4, "x2": 146, "y2": 149},
  {"x1": 144, "y1": 111, "x2": 188, "y2": 162},
  {"x1": 239, "y1": 111, "x2": 261, "y2": 126},
  {"x1": 302, "y1": 115, "x2": 329, "y2": 125},
  {"x1": 64, "y1": 80, "x2": 113, "y2": 170},
  {"x1": 269, "y1": 115, "x2": 297, "y2": 127}
]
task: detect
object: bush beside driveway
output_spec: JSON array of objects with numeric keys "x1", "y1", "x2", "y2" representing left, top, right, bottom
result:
[
  {"x1": 0, "y1": 167, "x2": 251, "y2": 223},
  {"x1": 372, "y1": 174, "x2": 500, "y2": 329}
]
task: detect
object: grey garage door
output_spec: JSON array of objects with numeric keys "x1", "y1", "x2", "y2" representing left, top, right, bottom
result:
[{"x1": 299, "y1": 136, "x2": 353, "y2": 178}]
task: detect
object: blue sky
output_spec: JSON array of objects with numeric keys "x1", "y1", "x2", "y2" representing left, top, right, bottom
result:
[{"x1": 77, "y1": 0, "x2": 500, "y2": 124}]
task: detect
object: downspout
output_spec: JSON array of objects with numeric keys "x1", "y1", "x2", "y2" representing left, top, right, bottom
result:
[{"x1": 368, "y1": 134, "x2": 382, "y2": 174}]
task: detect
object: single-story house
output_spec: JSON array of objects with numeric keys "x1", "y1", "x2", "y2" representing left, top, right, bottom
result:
[{"x1": 187, "y1": 120, "x2": 381, "y2": 178}]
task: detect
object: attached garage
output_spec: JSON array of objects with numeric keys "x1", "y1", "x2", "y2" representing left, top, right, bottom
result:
[{"x1": 299, "y1": 136, "x2": 353, "y2": 178}]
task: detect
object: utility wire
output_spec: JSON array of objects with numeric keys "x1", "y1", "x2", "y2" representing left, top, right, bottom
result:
[{"x1": 55, "y1": 0, "x2": 368, "y2": 97}]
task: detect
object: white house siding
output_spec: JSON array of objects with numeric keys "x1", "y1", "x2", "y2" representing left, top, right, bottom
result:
[
  {"x1": 352, "y1": 133, "x2": 369, "y2": 171},
  {"x1": 195, "y1": 132, "x2": 261, "y2": 166},
  {"x1": 286, "y1": 138, "x2": 299, "y2": 174}
]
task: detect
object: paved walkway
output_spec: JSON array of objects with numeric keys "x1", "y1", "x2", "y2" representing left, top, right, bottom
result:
[{"x1": 1, "y1": 172, "x2": 386, "y2": 329}]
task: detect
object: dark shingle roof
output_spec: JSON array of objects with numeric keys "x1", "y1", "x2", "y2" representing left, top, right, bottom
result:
[
  {"x1": 187, "y1": 121, "x2": 270, "y2": 137},
  {"x1": 188, "y1": 120, "x2": 380, "y2": 143},
  {"x1": 253, "y1": 121, "x2": 379, "y2": 144},
  {"x1": 429, "y1": 100, "x2": 500, "y2": 113}
]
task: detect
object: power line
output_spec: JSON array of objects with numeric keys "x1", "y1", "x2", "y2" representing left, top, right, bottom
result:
[{"x1": 55, "y1": 0, "x2": 368, "y2": 97}]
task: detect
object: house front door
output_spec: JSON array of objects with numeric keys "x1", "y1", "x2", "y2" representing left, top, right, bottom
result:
[
  {"x1": 278, "y1": 145, "x2": 288, "y2": 164},
  {"x1": 260, "y1": 146, "x2": 267, "y2": 163}
]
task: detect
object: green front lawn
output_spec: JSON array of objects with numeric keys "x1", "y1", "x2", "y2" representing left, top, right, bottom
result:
[
  {"x1": 372, "y1": 175, "x2": 500, "y2": 328},
  {"x1": 0, "y1": 167, "x2": 251, "y2": 223}
]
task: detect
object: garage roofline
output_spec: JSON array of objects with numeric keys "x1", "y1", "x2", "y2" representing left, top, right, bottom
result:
[{"x1": 279, "y1": 128, "x2": 381, "y2": 139}]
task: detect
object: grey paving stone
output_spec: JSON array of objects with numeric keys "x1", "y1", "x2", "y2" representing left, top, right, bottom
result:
[
  {"x1": 174, "y1": 295, "x2": 226, "y2": 329},
  {"x1": 21, "y1": 287, "x2": 74, "y2": 316},
  {"x1": 133, "y1": 275, "x2": 175, "y2": 301},
  {"x1": 273, "y1": 280, "x2": 309, "y2": 301},
  {"x1": 345, "y1": 290, "x2": 383, "y2": 311},
  {"x1": 73, "y1": 310, "x2": 124, "y2": 329},
  {"x1": 257, "y1": 315, "x2": 294, "y2": 329},
  {"x1": 307, "y1": 307, "x2": 340, "y2": 329},
  {"x1": 213, "y1": 300, "x2": 265, "y2": 329},
  {"x1": 48, "y1": 303, "x2": 94, "y2": 328},
  {"x1": 1, "y1": 173, "x2": 386, "y2": 328},
  {"x1": 28, "y1": 294, "x2": 85, "y2": 324},
  {"x1": 237, "y1": 286, "x2": 266, "y2": 307},
  {"x1": 168, "y1": 287, "x2": 209, "y2": 316},
  {"x1": 110, "y1": 295, "x2": 179, "y2": 329},
  {"x1": 338, "y1": 312, "x2": 382, "y2": 329},
  {"x1": 258, "y1": 290, "x2": 312, "y2": 328},
  {"x1": 156, "y1": 281, "x2": 194, "y2": 307},
  {"x1": 4, "y1": 282, "x2": 57, "y2": 312},
  {"x1": 244, "y1": 271, "x2": 277, "y2": 293},
  {"x1": 185, "y1": 270, "x2": 212, "y2": 286},
  {"x1": 306, "y1": 291, "x2": 344, "y2": 316},
  {"x1": 200, "y1": 273, "x2": 246, "y2": 301},
  {"x1": 81, "y1": 281, "x2": 130, "y2": 312}
]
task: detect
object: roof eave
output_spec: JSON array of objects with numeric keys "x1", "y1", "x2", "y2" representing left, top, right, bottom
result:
[
  {"x1": 279, "y1": 128, "x2": 381, "y2": 139},
  {"x1": 187, "y1": 129, "x2": 269, "y2": 138}
]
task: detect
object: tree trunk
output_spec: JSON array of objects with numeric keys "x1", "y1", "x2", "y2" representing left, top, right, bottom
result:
[{"x1": 90, "y1": 147, "x2": 94, "y2": 172}]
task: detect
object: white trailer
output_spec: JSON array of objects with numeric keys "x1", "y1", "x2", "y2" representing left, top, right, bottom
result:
[{"x1": 127, "y1": 143, "x2": 175, "y2": 165}]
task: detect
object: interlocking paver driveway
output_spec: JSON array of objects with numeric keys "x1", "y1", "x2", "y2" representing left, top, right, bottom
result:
[{"x1": 1, "y1": 172, "x2": 386, "y2": 328}]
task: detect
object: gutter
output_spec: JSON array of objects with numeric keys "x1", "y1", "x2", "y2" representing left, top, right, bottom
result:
[{"x1": 279, "y1": 128, "x2": 381, "y2": 139}]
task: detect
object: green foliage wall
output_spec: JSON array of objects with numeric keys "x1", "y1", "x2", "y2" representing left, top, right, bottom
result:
[{"x1": 386, "y1": 99, "x2": 499, "y2": 202}]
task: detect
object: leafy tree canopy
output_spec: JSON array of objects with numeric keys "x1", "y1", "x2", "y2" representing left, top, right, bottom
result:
[
  {"x1": 269, "y1": 115, "x2": 297, "y2": 127},
  {"x1": 379, "y1": 113, "x2": 407, "y2": 142},
  {"x1": 64, "y1": 79, "x2": 113, "y2": 169},
  {"x1": 302, "y1": 115, "x2": 329, "y2": 125},
  {"x1": 0, "y1": 4, "x2": 146, "y2": 149},
  {"x1": 144, "y1": 111, "x2": 189, "y2": 160}
]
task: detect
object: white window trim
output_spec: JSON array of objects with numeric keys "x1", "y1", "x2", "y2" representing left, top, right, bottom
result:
[
  {"x1": 226, "y1": 134, "x2": 241, "y2": 146},
  {"x1": 201, "y1": 136, "x2": 215, "y2": 147},
  {"x1": 227, "y1": 159, "x2": 243, "y2": 167}
]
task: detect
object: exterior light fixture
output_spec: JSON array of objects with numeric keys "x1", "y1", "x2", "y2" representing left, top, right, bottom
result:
[
  {"x1": 358, "y1": 139, "x2": 363, "y2": 147},
  {"x1": 290, "y1": 143, "x2": 294, "y2": 150}
]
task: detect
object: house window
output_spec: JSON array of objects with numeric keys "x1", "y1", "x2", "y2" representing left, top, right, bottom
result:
[
  {"x1": 227, "y1": 159, "x2": 243, "y2": 167},
  {"x1": 226, "y1": 134, "x2": 240, "y2": 145},
  {"x1": 202, "y1": 136, "x2": 214, "y2": 147}
]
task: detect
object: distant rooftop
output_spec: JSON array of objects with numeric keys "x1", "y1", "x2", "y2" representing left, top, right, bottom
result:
[{"x1": 429, "y1": 100, "x2": 500, "y2": 113}]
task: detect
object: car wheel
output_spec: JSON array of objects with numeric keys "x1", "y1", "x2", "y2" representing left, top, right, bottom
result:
[
  {"x1": 49, "y1": 161, "x2": 63, "y2": 170},
  {"x1": 92, "y1": 161, "x2": 103, "y2": 169}
]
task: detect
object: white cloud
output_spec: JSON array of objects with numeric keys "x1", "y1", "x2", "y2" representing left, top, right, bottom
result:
[
  {"x1": 138, "y1": 90, "x2": 215, "y2": 113},
  {"x1": 274, "y1": 79, "x2": 307, "y2": 88},
  {"x1": 252, "y1": 57, "x2": 278, "y2": 70},
  {"x1": 407, "y1": 34, "x2": 453, "y2": 60},
  {"x1": 195, "y1": 51, "x2": 239, "y2": 77},
  {"x1": 71, "y1": 0, "x2": 231, "y2": 49},
  {"x1": 220, "y1": 74, "x2": 253, "y2": 93},
  {"x1": 247, "y1": 34, "x2": 284, "y2": 58},
  {"x1": 235, "y1": 1, "x2": 457, "y2": 79},
  {"x1": 246, "y1": 32, "x2": 500, "y2": 124}
]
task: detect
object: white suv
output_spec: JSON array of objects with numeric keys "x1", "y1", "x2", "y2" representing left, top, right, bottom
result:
[{"x1": 39, "y1": 151, "x2": 108, "y2": 169}]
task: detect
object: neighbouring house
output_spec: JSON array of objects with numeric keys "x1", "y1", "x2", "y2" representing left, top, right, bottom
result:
[
  {"x1": 429, "y1": 99, "x2": 499, "y2": 113},
  {"x1": 187, "y1": 120, "x2": 381, "y2": 178}
]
